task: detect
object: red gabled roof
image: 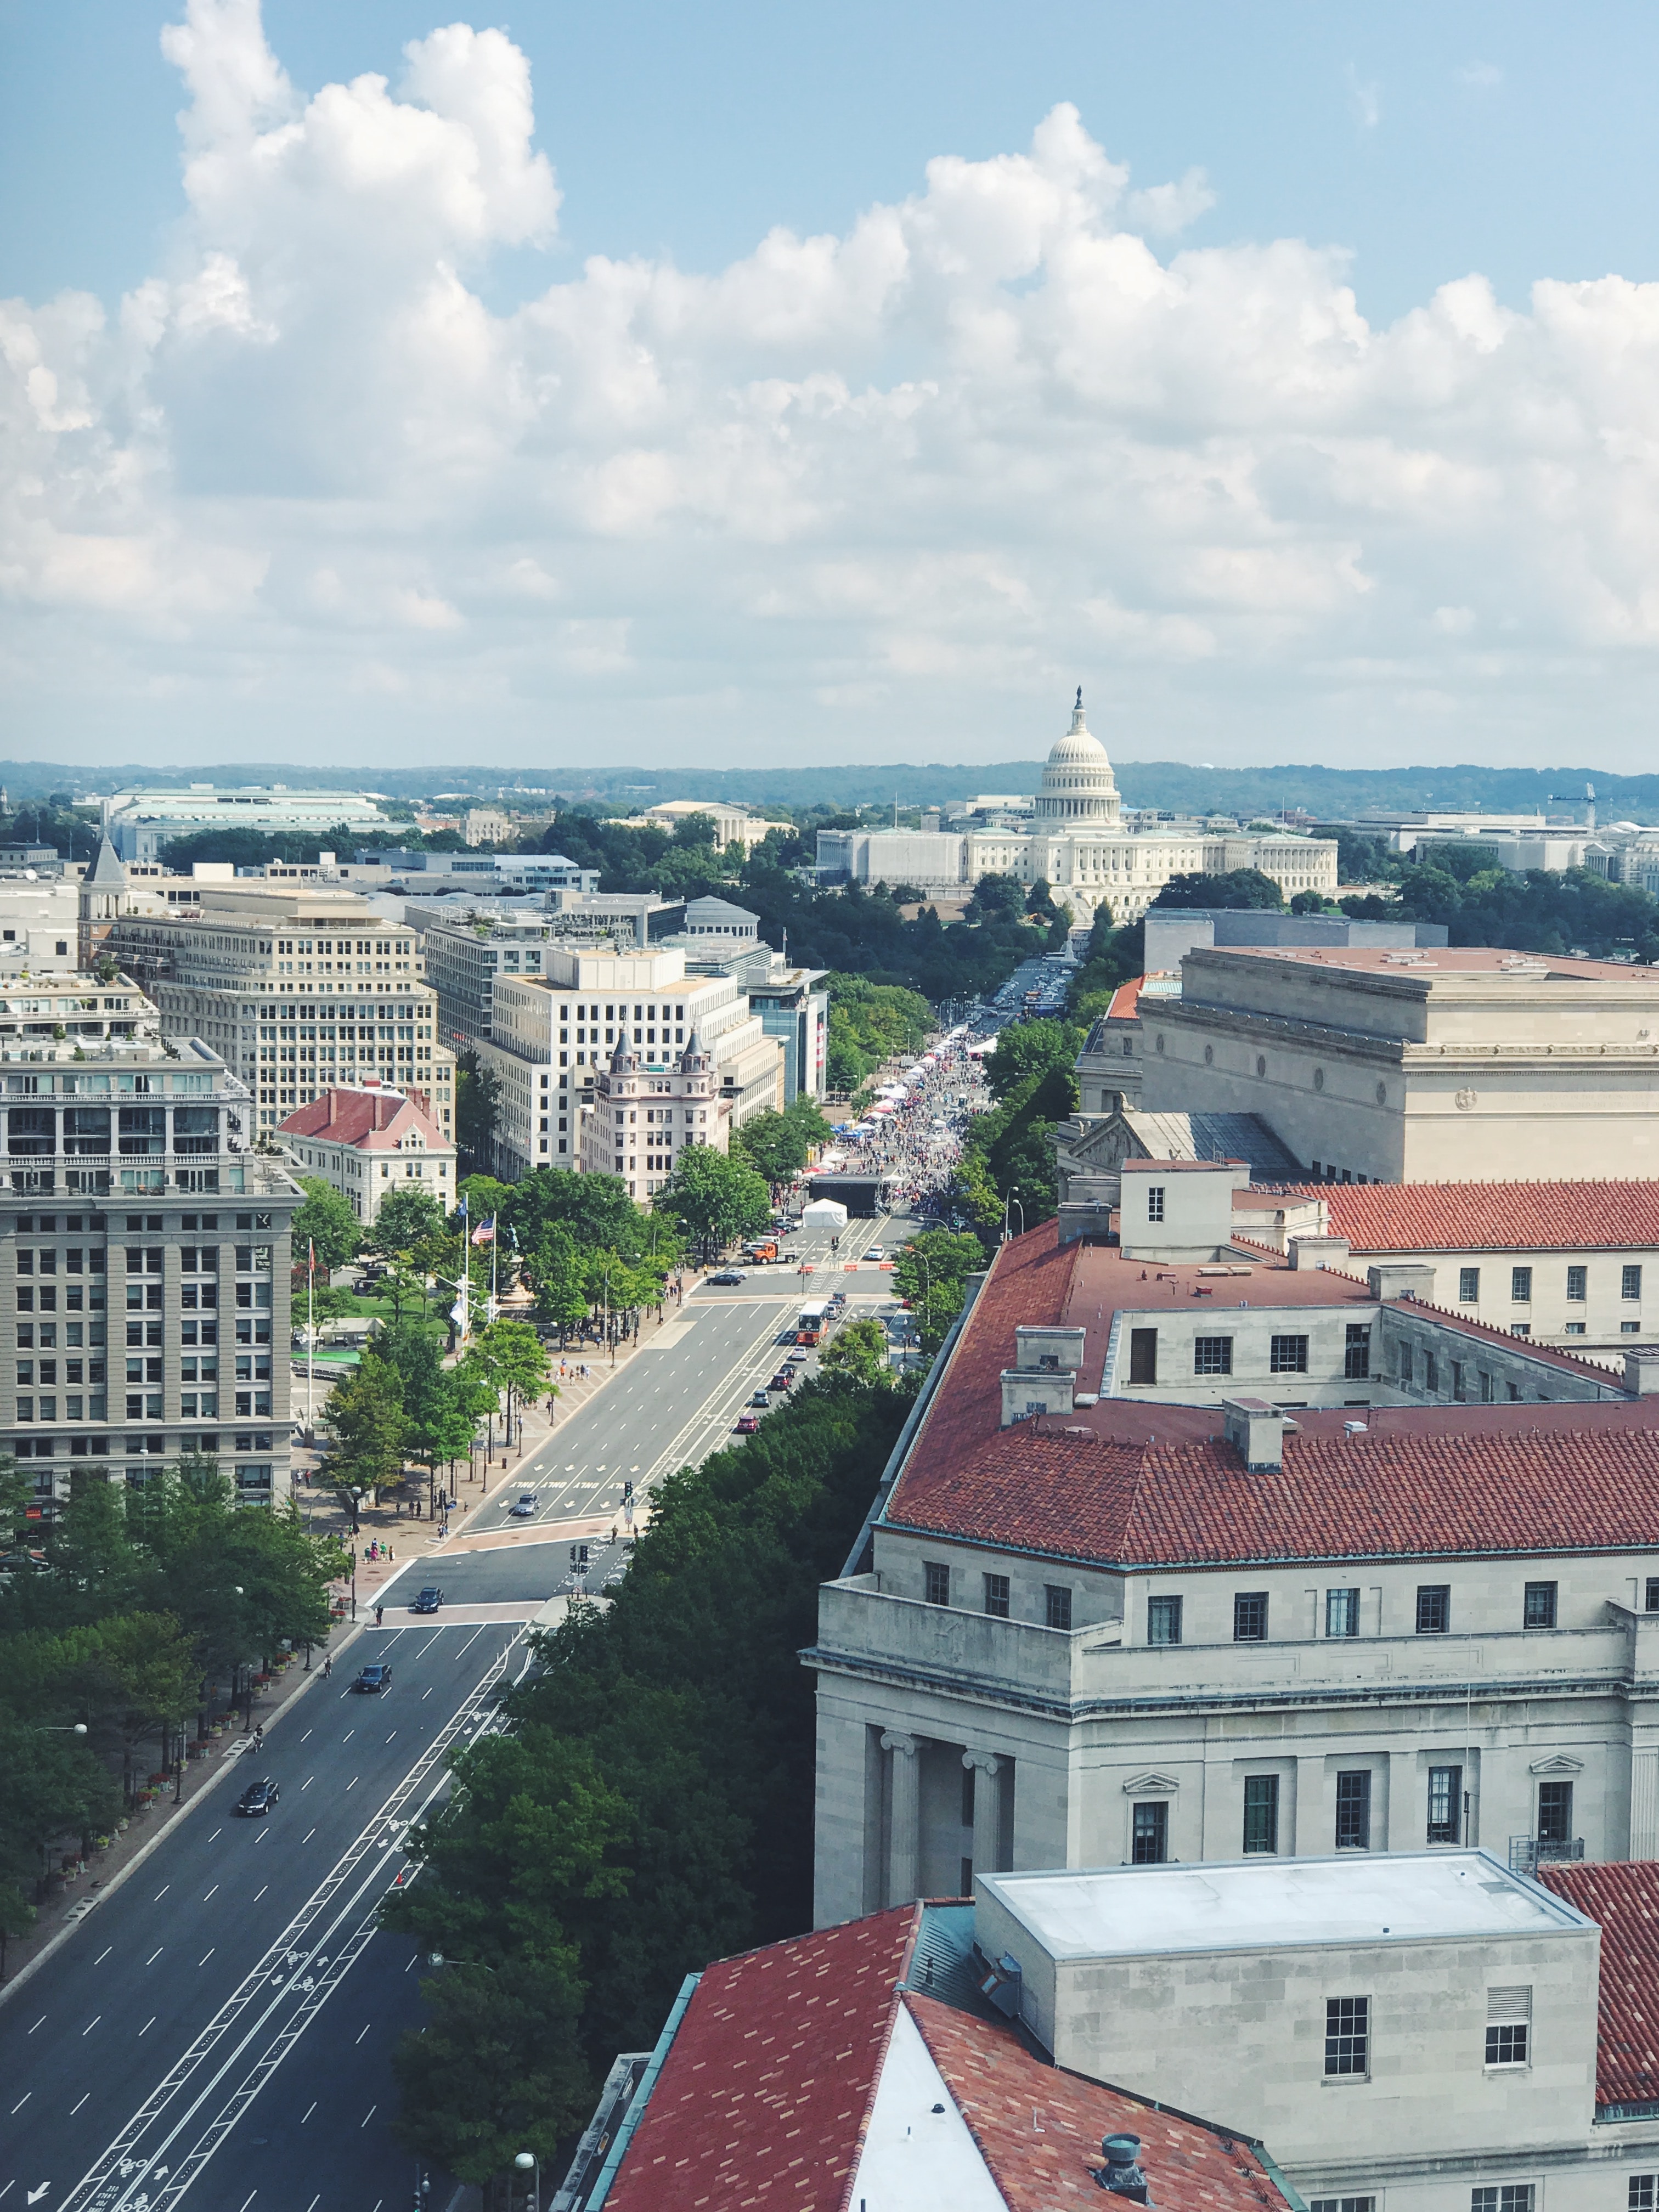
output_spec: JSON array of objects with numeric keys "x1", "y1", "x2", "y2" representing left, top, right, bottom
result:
[
  {"x1": 605, "y1": 1906, "x2": 920, "y2": 2212},
  {"x1": 1274, "y1": 1180, "x2": 1659, "y2": 1256},
  {"x1": 278, "y1": 1086, "x2": 449, "y2": 1154},
  {"x1": 907, "y1": 1993, "x2": 1291, "y2": 2212},
  {"x1": 1537, "y1": 1863, "x2": 1659, "y2": 2110}
]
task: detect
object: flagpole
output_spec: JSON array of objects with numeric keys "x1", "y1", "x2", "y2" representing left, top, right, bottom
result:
[{"x1": 307, "y1": 1238, "x2": 315, "y2": 1434}]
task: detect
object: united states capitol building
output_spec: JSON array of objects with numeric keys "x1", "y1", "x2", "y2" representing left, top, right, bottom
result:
[{"x1": 816, "y1": 694, "x2": 1338, "y2": 924}]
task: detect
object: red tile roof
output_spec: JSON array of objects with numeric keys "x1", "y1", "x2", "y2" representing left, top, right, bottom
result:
[
  {"x1": 1272, "y1": 1180, "x2": 1659, "y2": 1255},
  {"x1": 1537, "y1": 1862, "x2": 1659, "y2": 2110},
  {"x1": 605, "y1": 1906, "x2": 920, "y2": 2212},
  {"x1": 278, "y1": 1085, "x2": 449, "y2": 1153},
  {"x1": 909, "y1": 1993, "x2": 1292, "y2": 2212},
  {"x1": 883, "y1": 1218, "x2": 1659, "y2": 1568}
]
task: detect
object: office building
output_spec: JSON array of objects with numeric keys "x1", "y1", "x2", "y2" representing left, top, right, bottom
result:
[
  {"x1": 1, "y1": 978, "x2": 298, "y2": 1516},
  {"x1": 808, "y1": 1170, "x2": 1659, "y2": 1929},
  {"x1": 589, "y1": 1030, "x2": 726, "y2": 1198},
  {"x1": 101, "y1": 786, "x2": 387, "y2": 864},
  {"x1": 102, "y1": 885, "x2": 455, "y2": 1141},
  {"x1": 413, "y1": 906, "x2": 552, "y2": 1051},
  {"x1": 276, "y1": 1083, "x2": 454, "y2": 1225},
  {"x1": 541, "y1": 891, "x2": 684, "y2": 948},
  {"x1": 634, "y1": 799, "x2": 793, "y2": 851},
  {"x1": 478, "y1": 945, "x2": 782, "y2": 1188},
  {"x1": 360, "y1": 850, "x2": 599, "y2": 896},
  {"x1": 816, "y1": 696, "x2": 1338, "y2": 922},
  {"x1": 1137, "y1": 944, "x2": 1659, "y2": 1184}
]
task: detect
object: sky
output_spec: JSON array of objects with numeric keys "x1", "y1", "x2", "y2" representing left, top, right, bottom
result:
[{"x1": 7, "y1": 2, "x2": 1659, "y2": 774}]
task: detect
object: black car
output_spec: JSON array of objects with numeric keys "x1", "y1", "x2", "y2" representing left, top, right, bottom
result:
[
  {"x1": 352, "y1": 1664, "x2": 392, "y2": 1694},
  {"x1": 410, "y1": 1587, "x2": 443, "y2": 1613},
  {"x1": 708, "y1": 1269, "x2": 746, "y2": 1286},
  {"x1": 236, "y1": 1778, "x2": 280, "y2": 1816}
]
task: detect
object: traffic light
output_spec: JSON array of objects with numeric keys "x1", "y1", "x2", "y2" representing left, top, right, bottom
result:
[{"x1": 623, "y1": 1480, "x2": 634, "y2": 1503}]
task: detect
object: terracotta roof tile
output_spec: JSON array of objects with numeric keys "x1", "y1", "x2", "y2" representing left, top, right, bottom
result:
[
  {"x1": 907, "y1": 1993, "x2": 1293, "y2": 2212},
  {"x1": 606, "y1": 1907, "x2": 920, "y2": 2212},
  {"x1": 278, "y1": 1086, "x2": 449, "y2": 1154},
  {"x1": 1269, "y1": 1180, "x2": 1659, "y2": 1255},
  {"x1": 1537, "y1": 1862, "x2": 1659, "y2": 2109}
]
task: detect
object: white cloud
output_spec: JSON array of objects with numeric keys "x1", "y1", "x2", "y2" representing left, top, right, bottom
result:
[
  {"x1": 8, "y1": 3, "x2": 1659, "y2": 767},
  {"x1": 1347, "y1": 66, "x2": 1382, "y2": 132}
]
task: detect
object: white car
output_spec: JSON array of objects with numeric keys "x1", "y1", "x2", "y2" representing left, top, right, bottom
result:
[{"x1": 865, "y1": 1244, "x2": 885, "y2": 1262}]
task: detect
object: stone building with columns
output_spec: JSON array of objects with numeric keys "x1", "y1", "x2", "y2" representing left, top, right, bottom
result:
[{"x1": 807, "y1": 1168, "x2": 1659, "y2": 1928}]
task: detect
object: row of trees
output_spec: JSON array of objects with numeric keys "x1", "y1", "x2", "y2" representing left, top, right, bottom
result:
[
  {"x1": 379, "y1": 1367, "x2": 915, "y2": 2184},
  {"x1": 0, "y1": 1458, "x2": 345, "y2": 1963}
]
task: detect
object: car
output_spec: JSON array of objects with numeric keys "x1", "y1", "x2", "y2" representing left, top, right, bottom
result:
[
  {"x1": 410, "y1": 1587, "x2": 443, "y2": 1613},
  {"x1": 509, "y1": 1492, "x2": 539, "y2": 1517},
  {"x1": 786, "y1": 1348, "x2": 809, "y2": 1364},
  {"x1": 865, "y1": 1244, "x2": 885, "y2": 1261},
  {"x1": 236, "y1": 1778, "x2": 280, "y2": 1816},
  {"x1": 749, "y1": 1387, "x2": 770, "y2": 1407},
  {"x1": 769, "y1": 1370, "x2": 794, "y2": 1390},
  {"x1": 709, "y1": 1269, "x2": 747, "y2": 1286},
  {"x1": 734, "y1": 1413, "x2": 759, "y2": 1434},
  {"x1": 352, "y1": 1664, "x2": 393, "y2": 1694},
  {"x1": 827, "y1": 1291, "x2": 847, "y2": 1309}
]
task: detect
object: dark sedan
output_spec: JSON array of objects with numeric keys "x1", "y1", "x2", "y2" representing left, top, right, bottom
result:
[{"x1": 236, "y1": 1778, "x2": 280, "y2": 1816}]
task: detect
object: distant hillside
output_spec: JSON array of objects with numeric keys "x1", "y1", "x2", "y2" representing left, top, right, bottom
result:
[{"x1": 4, "y1": 757, "x2": 1650, "y2": 821}]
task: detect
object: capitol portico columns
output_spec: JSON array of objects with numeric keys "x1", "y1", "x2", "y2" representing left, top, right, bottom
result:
[
  {"x1": 881, "y1": 1730, "x2": 921, "y2": 1904},
  {"x1": 964, "y1": 1750, "x2": 1002, "y2": 1884}
]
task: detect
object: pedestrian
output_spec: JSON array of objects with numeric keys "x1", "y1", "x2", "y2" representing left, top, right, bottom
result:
[
  {"x1": 324, "y1": 1654, "x2": 332, "y2": 1677},
  {"x1": 387, "y1": 1546, "x2": 394, "y2": 1562},
  {"x1": 375, "y1": 1604, "x2": 384, "y2": 1626},
  {"x1": 254, "y1": 1723, "x2": 264, "y2": 1747}
]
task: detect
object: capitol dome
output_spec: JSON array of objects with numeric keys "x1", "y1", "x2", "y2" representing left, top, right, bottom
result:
[{"x1": 1032, "y1": 689, "x2": 1121, "y2": 830}]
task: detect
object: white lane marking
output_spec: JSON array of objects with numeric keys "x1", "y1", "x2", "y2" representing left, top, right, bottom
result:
[
  {"x1": 94, "y1": 1946, "x2": 112, "y2": 1964},
  {"x1": 302, "y1": 1827, "x2": 316, "y2": 1842},
  {"x1": 301, "y1": 2111, "x2": 317, "y2": 2130},
  {"x1": 207, "y1": 1830, "x2": 222, "y2": 1844},
  {"x1": 10, "y1": 2093, "x2": 30, "y2": 2113},
  {"x1": 27, "y1": 2016, "x2": 46, "y2": 2034},
  {"x1": 253, "y1": 1885, "x2": 268, "y2": 1903},
  {"x1": 139, "y1": 2017, "x2": 156, "y2": 2037},
  {"x1": 341, "y1": 1730, "x2": 353, "y2": 1743},
  {"x1": 359, "y1": 2104, "x2": 377, "y2": 2129},
  {"x1": 354, "y1": 2022, "x2": 371, "y2": 2045},
  {"x1": 154, "y1": 1887, "x2": 170, "y2": 1901},
  {"x1": 346, "y1": 1778, "x2": 357, "y2": 1792},
  {"x1": 300, "y1": 1729, "x2": 312, "y2": 1743},
  {"x1": 146, "y1": 1949, "x2": 163, "y2": 1966},
  {"x1": 199, "y1": 1949, "x2": 214, "y2": 1966},
  {"x1": 384, "y1": 1732, "x2": 396, "y2": 1744},
  {"x1": 420, "y1": 1686, "x2": 433, "y2": 1701},
  {"x1": 300, "y1": 1778, "x2": 313, "y2": 1791},
  {"x1": 203, "y1": 1886, "x2": 218, "y2": 1902},
  {"x1": 73, "y1": 2091, "x2": 92, "y2": 2113},
  {"x1": 238, "y1": 2192, "x2": 257, "y2": 2210},
  {"x1": 82, "y1": 2016, "x2": 101, "y2": 2036}
]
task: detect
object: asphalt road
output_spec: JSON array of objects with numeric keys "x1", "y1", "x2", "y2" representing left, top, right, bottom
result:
[{"x1": 0, "y1": 1206, "x2": 909, "y2": 2211}]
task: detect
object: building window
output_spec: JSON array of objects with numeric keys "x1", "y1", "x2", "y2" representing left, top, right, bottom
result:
[
  {"x1": 1427, "y1": 1764, "x2": 1462, "y2": 1844},
  {"x1": 1044, "y1": 1584, "x2": 1073, "y2": 1631},
  {"x1": 1624, "y1": 1321, "x2": 1643, "y2": 1334},
  {"x1": 1243, "y1": 1773, "x2": 1279, "y2": 1855},
  {"x1": 1131, "y1": 1801, "x2": 1168, "y2": 1864},
  {"x1": 1537, "y1": 1779, "x2": 1574, "y2": 1847},
  {"x1": 1310, "y1": 2199, "x2": 1376, "y2": 2212},
  {"x1": 923, "y1": 1561, "x2": 950, "y2": 1607},
  {"x1": 1398, "y1": 1342, "x2": 1413, "y2": 1387},
  {"x1": 1344, "y1": 1324, "x2": 1371, "y2": 1380},
  {"x1": 1194, "y1": 1336, "x2": 1233, "y2": 1376},
  {"x1": 1566, "y1": 1265, "x2": 1587, "y2": 1302},
  {"x1": 1425, "y1": 1351, "x2": 1440, "y2": 1393},
  {"x1": 1459, "y1": 1267, "x2": 1481, "y2": 1303},
  {"x1": 1523, "y1": 1581, "x2": 1558, "y2": 1629},
  {"x1": 1417, "y1": 1584, "x2": 1451, "y2": 1633},
  {"x1": 1146, "y1": 1185, "x2": 1165, "y2": 1223},
  {"x1": 1335, "y1": 1770, "x2": 1372, "y2": 1850},
  {"x1": 1647, "y1": 1577, "x2": 1659, "y2": 1613},
  {"x1": 1325, "y1": 1588, "x2": 1360, "y2": 1639},
  {"x1": 1625, "y1": 1265, "x2": 1644, "y2": 1301},
  {"x1": 983, "y1": 1573, "x2": 1010, "y2": 1619},
  {"x1": 1486, "y1": 2023, "x2": 1530, "y2": 2067},
  {"x1": 1270, "y1": 1334, "x2": 1309, "y2": 1374},
  {"x1": 1128, "y1": 1328, "x2": 1158, "y2": 1385},
  {"x1": 1472, "y1": 2189, "x2": 1535, "y2": 2212},
  {"x1": 1147, "y1": 1595, "x2": 1183, "y2": 1645},
  {"x1": 1511, "y1": 1266, "x2": 1532, "y2": 1303},
  {"x1": 1324, "y1": 1995, "x2": 1369, "y2": 2075},
  {"x1": 1627, "y1": 2181, "x2": 1656, "y2": 2212},
  {"x1": 1233, "y1": 1591, "x2": 1268, "y2": 1642},
  {"x1": 1564, "y1": 1320, "x2": 1586, "y2": 1334}
]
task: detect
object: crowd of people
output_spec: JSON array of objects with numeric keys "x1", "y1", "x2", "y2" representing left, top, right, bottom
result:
[{"x1": 825, "y1": 1025, "x2": 993, "y2": 1221}]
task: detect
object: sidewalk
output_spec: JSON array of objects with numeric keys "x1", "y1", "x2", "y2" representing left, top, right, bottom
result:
[{"x1": 0, "y1": 1616, "x2": 362, "y2": 2001}]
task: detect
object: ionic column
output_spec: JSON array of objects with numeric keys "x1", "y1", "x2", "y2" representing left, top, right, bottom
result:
[
  {"x1": 882, "y1": 1730, "x2": 921, "y2": 1904},
  {"x1": 964, "y1": 1751, "x2": 1002, "y2": 1885}
]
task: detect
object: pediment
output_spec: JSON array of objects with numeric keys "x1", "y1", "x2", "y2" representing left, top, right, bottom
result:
[
  {"x1": 1122, "y1": 1771, "x2": 1180, "y2": 1796},
  {"x1": 1527, "y1": 1754, "x2": 1584, "y2": 1776}
]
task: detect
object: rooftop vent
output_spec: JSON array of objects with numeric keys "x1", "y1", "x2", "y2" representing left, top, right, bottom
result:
[
  {"x1": 1098, "y1": 2134, "x2": 1151, "y2": 2203},
  {"x1": 1344, "y1": 1419, "x2": 1368, "y2": 1435}
]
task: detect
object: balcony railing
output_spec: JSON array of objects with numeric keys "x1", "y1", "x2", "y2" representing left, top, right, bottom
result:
[
  {"x1": 1508, "y1": 1835, "x2": 1584, "y2": 1874},
  {"x1": 8, "y1": 1160, "x2": 242, "y2": 1195}
]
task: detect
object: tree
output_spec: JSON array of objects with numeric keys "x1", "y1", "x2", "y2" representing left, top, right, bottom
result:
[
  {"x1": 291, "y1": 1178, "x2": 361, "y2": 1276},
  {"x1": 1151, "y1": 868, "x2": 1285, "y2": 911},
  {"x1": 820, "y1": 1316, "x2": 890, "y2": 1386},
  {"x1": 731, "y1": 1108, "x2": 808, "y2": 1189},
  {"x1": 658, "y1": 1146, "x2": 771, "y2": 1261},
  {"x1": 321, "y1": 1355, "x2": 411, "y2": 1525},
  {"x1": 782, "y1": 1094, "x2": 833, "y2": 1153},
  {"x1": 985, "y1": 1018, "x2": 1082, "y2": 1104},
  {"x1": 455, "y1": 1048, "x2": 501, "y2": 1177},
  {"x1": 368, "y1": 1185, "x2": 447, "y2": 1261},
  {"x1": 473, "y1": 1319, "x2": 552, "y2": 1442}
]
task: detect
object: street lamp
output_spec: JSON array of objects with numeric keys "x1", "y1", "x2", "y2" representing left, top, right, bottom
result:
[
  {"x1": 1002, "y1": 1194, "x2": 1025, "y2": 1245},
  {"x1": 36, "y1": 1723, "x2": 88, "y2": 1734},
  {"x1": 515, "y1": 2150, "x2": 540, "y2": 2212}
]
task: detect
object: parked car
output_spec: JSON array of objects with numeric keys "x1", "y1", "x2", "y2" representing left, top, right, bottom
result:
[
  {"x1": 352, "y1": 1664, "x2": 393, "y2": 1694},
  {"x1": 769, "y1": 1371, "x2": 794, "y2": 1390},
  {"x1": 236, "y1": 1778, "x2": 280, "y2": 1817},
  {"x1": 509, "y1": 1492, "x2": 539, "y2": 1518},
  {"x1": 410, "y1": 1587, "x2": 443, "y2": 1614},
  {"x1": 734, "y1": 1413, "x2": 759, "y2": 1434},
  {"x1": 709, "y1": 1269, "x2": 747, "y2": 1286}
]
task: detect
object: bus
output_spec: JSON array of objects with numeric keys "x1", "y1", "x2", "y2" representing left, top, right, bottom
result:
[{"x1": 796, "y1": 1300, "x2": 831, "y2": 1346}]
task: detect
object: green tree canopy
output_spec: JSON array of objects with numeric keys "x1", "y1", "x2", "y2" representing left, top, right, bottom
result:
[
  {"x1": 292, "y1": 1177, "x2": 362, "y2": 1276},
  {"x1": 368, "y1": 1184, "x2": 447, "y2": 1260},
  {"x1": 819, "y1": 1316, "x2": 890, "y2": 1386},
  {"x1": 322, "y1": 1353, "x2": 411, "y2": 1513},
  {"x1": 731, "y1": 1108, "x2": 809, "y2": 1188},
  {"x1": 1151, "y1": 867, "x2": 1285, "y2": 911},
  {"x1": 658, "y1": 1146, "x2": 771, "y2": 1260},
  {"x1": 985, "y1": 1017, "x2": 1082, "y2": 1103}
]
